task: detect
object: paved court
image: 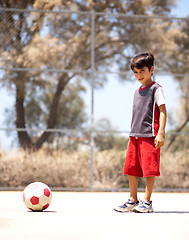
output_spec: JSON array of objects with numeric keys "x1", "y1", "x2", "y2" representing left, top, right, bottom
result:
[{"x1": 0, "y1": 191, "x2": 189, "y2": 240}]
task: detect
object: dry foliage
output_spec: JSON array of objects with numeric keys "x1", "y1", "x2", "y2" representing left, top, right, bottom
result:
[
  {"x1": 0, "y1": 149, "x2": 126, "y2": 189},
  {"x1": 156, "y1": 149, "x2": 189, "y2": 189},
  {"x1": 0, "y1": 150, "x2": 90, "y2": 188},
  {"x1": 0, "y1": 148, "x2": 188, "y2": 189}
]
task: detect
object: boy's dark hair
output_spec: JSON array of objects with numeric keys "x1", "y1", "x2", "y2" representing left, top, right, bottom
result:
[{"x1": 130, "y1": 52, "x2": 154, "y2": 71}]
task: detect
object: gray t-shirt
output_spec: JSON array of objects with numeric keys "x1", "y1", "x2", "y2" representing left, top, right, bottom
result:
[{"x1": 130, "y1": 82, "x2": 165, "y2": 138}]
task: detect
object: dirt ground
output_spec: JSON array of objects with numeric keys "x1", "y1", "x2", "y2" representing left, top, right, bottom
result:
[{"x1": 0, "y1": 191, "x2": 189, "y2": 240}]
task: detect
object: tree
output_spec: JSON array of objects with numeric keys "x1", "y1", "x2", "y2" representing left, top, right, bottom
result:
[
  {"x1": 164, "y1": 18, "x2": 189, "y2": 149},
  {"x1": 5, "y1": 79, "x2": 87, "y2": 132},
  {"x1": 94, "y1": 118, "x2": 128, "y2": 151},
  {"x1": 0, "y1": 0, "x2": 179, "y2": 149}
]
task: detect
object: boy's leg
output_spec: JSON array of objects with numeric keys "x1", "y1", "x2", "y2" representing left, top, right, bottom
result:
[
  {"x1": 132, "y1": 176, "x2": 155, "y2": 213},
  {"x1": 129, "y1": 175, "x2": 138, "y2": 202},
  {"x1": 144, "y1": 176, "x2": 155, "y2": 203},
  {"x1": 114, "y1": 175, "x2": 139, "y2": 212}
]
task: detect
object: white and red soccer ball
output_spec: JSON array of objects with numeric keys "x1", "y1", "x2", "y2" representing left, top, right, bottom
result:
[{"x1": 23, "y1": 182, "x2": 52, "y2": 211}]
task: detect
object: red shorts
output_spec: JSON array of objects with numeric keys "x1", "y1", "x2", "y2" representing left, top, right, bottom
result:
[{"x1": 123, "y1": 137, "x2": 160, "y2": 177}]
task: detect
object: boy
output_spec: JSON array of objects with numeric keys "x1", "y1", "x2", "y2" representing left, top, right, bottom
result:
[{"x1": 114, "y1": 52, "x2": 167, "y2": 213}]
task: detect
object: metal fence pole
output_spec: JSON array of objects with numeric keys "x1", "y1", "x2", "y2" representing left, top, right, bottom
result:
[{"x1": 90, "y1": 10, "x2": 95, "y2": 191}]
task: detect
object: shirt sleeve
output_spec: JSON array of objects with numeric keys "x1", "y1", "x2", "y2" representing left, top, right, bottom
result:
[{"x1": 155, "y1": 87, "x2": 165, "y2": 106}]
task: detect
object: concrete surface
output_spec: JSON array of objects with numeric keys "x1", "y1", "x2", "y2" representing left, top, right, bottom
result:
[{"x1": 0, "y1": 191, "x2": 189, "y2": 240}]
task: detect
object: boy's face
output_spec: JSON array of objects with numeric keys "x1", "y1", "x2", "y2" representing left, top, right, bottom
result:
[{"x1": 133, "y1": 66, "x2": 154, "y2": 87}]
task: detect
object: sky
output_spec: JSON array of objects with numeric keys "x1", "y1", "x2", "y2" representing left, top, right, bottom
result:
[
  {"x1": 171, "y1": 0, "x2": 189, "y2": 17},
  {"x1": 0, "y1": 0, "x2": 188, "y2": 150}
]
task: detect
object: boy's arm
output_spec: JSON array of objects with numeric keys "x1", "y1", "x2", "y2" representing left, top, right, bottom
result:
[{"x1": 154, "y1": 104, "x2": 167, "y2": 149}]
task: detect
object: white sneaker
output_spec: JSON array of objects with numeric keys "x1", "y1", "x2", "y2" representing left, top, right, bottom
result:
[
  {"x1": 114, "y1": 199, "x2": 139, "y2": 212},
  {"x1": 133, "y1": 200, "x2": 154, "y2": 213}
]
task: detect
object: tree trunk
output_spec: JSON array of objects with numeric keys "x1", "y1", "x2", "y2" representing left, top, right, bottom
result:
[
  {"x1": 15, "y1": 73, "x2": 32, "y2": 148},
  {"x1": 33, "y1": 73, "x2": 71, "y2": 150}
]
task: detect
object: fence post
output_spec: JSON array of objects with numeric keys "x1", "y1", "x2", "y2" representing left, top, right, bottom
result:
[{"x1": 90, "y1": 10, "x2": 95, "y2": 191}]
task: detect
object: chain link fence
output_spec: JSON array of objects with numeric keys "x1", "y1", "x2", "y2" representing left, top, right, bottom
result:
[{"x1": 0, "y1": 7, "x2": 188, "y2": 191}]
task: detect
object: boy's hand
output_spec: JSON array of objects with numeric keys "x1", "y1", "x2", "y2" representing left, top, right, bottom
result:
[
  {"x1": 154, "y1": 133, "x2": 164, "y2": 149},
  {"x1": 155, "y1": 104, "x2": 167, "y2": 149}
]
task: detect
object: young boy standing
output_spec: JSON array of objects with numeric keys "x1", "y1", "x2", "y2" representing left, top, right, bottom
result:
[{"x1": 114, "y1": 52, "x2": 167, "y2": 213}]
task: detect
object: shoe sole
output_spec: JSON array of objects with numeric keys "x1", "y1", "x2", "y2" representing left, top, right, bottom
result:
[
  {"x1": 114, "y1": 208, "x2": 134, "y2": 213},
  {"x1": 132, "y1": 208, "x2": 154, "y2": 213}
]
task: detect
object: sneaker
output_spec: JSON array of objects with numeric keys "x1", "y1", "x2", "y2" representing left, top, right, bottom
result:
[
  {"x1": 132, "y1": 200, "x2": 154, "y2": 213},
  {"x1": 114, "y1": 199, "x2": 139, "y2": 212}
]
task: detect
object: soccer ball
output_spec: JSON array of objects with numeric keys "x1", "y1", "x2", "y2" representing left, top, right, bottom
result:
[{"x1": 23, "y1": 182, "x2": 52, "y2": 211}]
